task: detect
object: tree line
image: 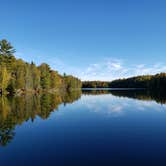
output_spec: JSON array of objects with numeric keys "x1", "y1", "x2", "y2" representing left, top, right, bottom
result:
[
  {"x1": 0, "y1": 39, "x2": 82, "y2": 95},
  {"x1": 82, "y1": 74, "x2": 166, "y2": 90}
]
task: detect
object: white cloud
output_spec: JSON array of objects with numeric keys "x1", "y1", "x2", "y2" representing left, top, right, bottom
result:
[
  {"x1": 73, "y1": 94, "x2": 166, "y2": 117},
  {"x1": 73, "y1": 59, "x2": 166, "y2": 81},
  {"x1": 16, "y1": 52, "x2": 166, "y2": 81},
  {"x1": 107, "y1": 60, "x2": 122, "y2": 71}
]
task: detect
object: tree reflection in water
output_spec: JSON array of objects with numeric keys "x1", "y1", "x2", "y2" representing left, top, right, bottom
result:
[
  {"x1": 1, "y1": 89, "x2": 166, "y2": 147},
  {"x1": 82, "y1": 89, "x2": 166, "y2": 104},
  {"x1": 0, "y1": 90, "x2": 81, "y2": 147}
]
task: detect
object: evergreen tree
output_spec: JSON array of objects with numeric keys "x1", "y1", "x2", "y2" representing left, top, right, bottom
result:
[
  {"x1": 0, "y1": 39, "x2": 82, "y2": 94},
  {"x1": 31, "y1": 62, "x2": 40, "y2": 90},
  {"x1": 0, "y1": 39, "x2": 15, "y2": 56},
  {"x1": 38, "y1": 63, "x2": 51, "y2": 89}
]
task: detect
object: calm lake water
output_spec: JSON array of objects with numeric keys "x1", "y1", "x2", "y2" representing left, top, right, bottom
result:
[{"x1": 0, "y1": 89, "x2": 166, "y2": 165}]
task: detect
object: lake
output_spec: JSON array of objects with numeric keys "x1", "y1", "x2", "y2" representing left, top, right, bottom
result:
[{"x1": 0, "y1": 89, "x2": 166, "y2": 165}]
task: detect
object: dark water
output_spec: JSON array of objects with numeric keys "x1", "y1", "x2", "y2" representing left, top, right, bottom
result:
[{"x1": 1, "y1": 89, "x2": 166, "y2": 166}]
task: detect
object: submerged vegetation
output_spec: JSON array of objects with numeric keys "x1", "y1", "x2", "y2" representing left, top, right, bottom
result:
[
  {"x1": 82, "y1": 74, "x2": 166, "y2": 90},
  {"x1": 0, "y1": 39, "x2": 82, "y2": 95}
]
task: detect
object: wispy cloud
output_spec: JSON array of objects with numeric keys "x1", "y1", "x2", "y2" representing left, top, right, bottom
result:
[
  {"x1": 74, "y1": 59, "x2": 166, "y2": 81},
  {"x1": 73, "y1": 94, "x2": 166, "y2": 117},
  {"x1": 15, "y1": 52, "x2": 166, "y2": 81}
]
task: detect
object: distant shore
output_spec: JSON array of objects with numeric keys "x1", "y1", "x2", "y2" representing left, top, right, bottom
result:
[{"x1": 82, "y1": 88, "x2": 146, "y2": 90}]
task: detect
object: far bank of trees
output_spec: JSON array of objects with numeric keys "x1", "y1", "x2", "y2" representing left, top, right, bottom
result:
[
  {"x1": 0, "y1": 39, "x2": 82, "y2": 95},
  {"x1": 82, "y1": 74, "x2": 166, "y2": 90}
]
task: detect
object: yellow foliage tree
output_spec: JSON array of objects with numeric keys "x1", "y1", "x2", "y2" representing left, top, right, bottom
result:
[{"x1": 0, "y1": 66, "x2": 10, "y2": 94}]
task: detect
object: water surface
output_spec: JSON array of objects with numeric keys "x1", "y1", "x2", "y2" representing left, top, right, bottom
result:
[{"x1": 0, "y1": 90, "x2": 166, "y2": 165}]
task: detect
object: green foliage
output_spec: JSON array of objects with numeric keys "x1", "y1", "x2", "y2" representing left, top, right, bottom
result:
[
  {"x1": 82, "y1": 81, "x2": 109, "y2": 88},
  {"x1": 38, "y1": 63, "x2": 51, "y2": 89},
  {"x1": 0, "y1": 39, "x2": 82, "y2": 94},
  {"x1": 82, "y1": 74, "x2": 166, "y2": 90},
  {"x1": 0, "y1": 66, "x2": 10, "y2": 94},
  {"x1": 15, "y1": 59, "x2": 26, "y2": 89},
  {"x1": 0, "y1": 39, "x2": 15, "y2": 56},
  {"x1": 31, "y1": 62, "x2": 40, "y2": 90},
  {"x1": 63, "y1": 75, "x2": 82, "y2": 91},
  {"x1": 50, "y1": 70, "x2": 61, "y2": 89}
]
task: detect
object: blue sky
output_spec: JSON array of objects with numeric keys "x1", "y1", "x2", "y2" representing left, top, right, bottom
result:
[{"x1": 1, "y1": 0, "x2": 166, "y2": 80}]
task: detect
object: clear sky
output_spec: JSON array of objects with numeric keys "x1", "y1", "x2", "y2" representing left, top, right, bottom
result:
[{"x1": 1, "y1": 0, "x2": 166, "y2": 80}]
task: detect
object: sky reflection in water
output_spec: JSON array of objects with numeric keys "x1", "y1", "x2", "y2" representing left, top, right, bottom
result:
[{"x1": 0, "y1": 90, "x2": 166, "y2": 166}]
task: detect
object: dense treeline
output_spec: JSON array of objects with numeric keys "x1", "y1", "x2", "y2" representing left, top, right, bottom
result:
[
  {"x1": 0, "y1": 39, "x2": 81, "y2": 95},
  {"x1": 82, "y1": 74, "x2": 166, "y2": 90},
  {"x1": 82, "y1": 81, "x2": 110, "y2": 88}
]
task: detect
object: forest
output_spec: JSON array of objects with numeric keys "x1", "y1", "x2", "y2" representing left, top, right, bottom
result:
[
  {"x1": 0, "y1": 39, "x2": 82, "y2": 95},
  {"x1": 1, "y1": 39, "x2": 166, "y2": 94},
  {"x1": 82, "y1": 74, "x2": 166, "y2": 90}
]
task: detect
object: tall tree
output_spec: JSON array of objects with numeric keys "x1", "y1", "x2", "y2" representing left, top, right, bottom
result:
[
  {"x1": 0, "y1": 66, "x2": 10, "y2": 94},
  {"x1": 50, "y1": 70, "x2": 61, "y2": 89},
  {"x1": 0, "y1": 39, "x2": 82, "y2": 94},
  {"x1": 0, "y1": 39, "x2": 15, "y2": 56},
  {"x1": 38, "y1": 63, "x2": 51, "y2": 89},
  {"x1": 31, "y1": 62, "x2": 40, "y2": 90}
]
